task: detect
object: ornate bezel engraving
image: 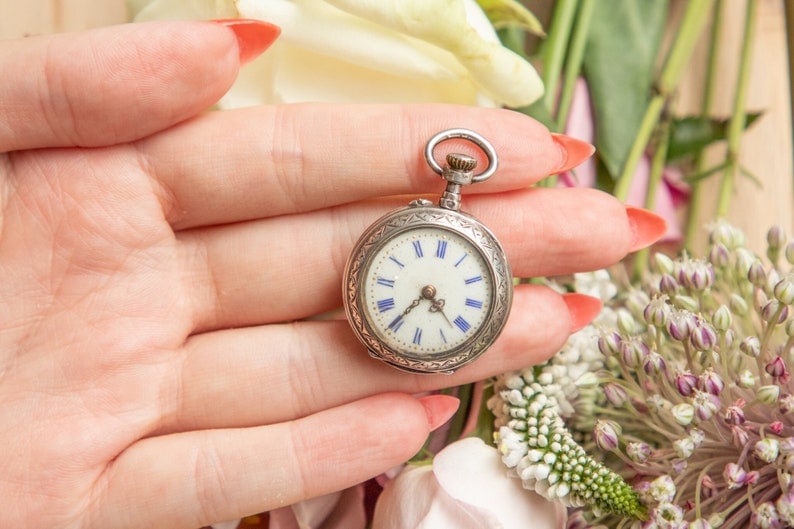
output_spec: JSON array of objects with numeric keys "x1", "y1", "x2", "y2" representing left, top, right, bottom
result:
[{"x1": 343, "y1": 204, "x2": 513, "y2": 374}]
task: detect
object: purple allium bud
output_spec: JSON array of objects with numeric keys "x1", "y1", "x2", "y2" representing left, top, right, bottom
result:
[
  {"x1": 690, "y1": 318, "x2": 717, "y2": 351},
  {"x1": 626, "y1": 289, "x2": 651, "y2": 319},
  {"x1": 693, "y1": 390, "x2": 721, "y2": 421},
  {"x1": 627, "y1": 442, "x2": 652, "y2": 464},
  {"x1": 774, "y1": 275, "x2": 794, "y2": 305},
  {"x1": 667, "y1": 310, "x2": 693, "y2": 341},
  {"x1": 731, "y1": 425, "x2": 750, "y2": 448},
  {"x1": 763, "y1": 300, "x2": 789, "y2": 324},
  {"x1": 781, "y1": 394, "x2": 794, "y2": 415},
  {"x1": 616, "y1": 309, "x2": 638, "y2": 335},
  {"x1": 620, "y1": 337, "x2": 649, "y2": 368},
  {"x1": 724, "y1": 462, "x2": 748, "y2": 489},
  {"x1": 752, "y1": 502, "x2": 782, "y2": 529},
  {"x1": 771, "y1": 421, "x2": 785, "y2": 435},
  {"x1": 689, "y1": 519, "x2": 713, "y2": 529},
  {"x1": 768, "y1": 225, "x2": 786, "y2": 250},
  {"x1": 594, "y1": 419, "x2": 621, "y2": 452},
  {"x1": 755, "y1": 438, "x2": 781, "y2": 462},
  {"x1": 604, "y1": 382, "x2": 628, "y2": 406},
  {"x1": 780, "y1": 437, "x2": 794, "y2": 456},
  {"x1": 643, "y1": 297, "x2": 671, "y2": 327},
  {"x1": 643, "y1": 352, "x2": 666, "y2": 376},
  {"x1": 709, "y1": 242, "x2": 730, "y2": 268},
  {"x1": 700, "y1": 474, "x2": 717, "y2": 499},
  {"x1": 658, "y1": 274, "x2": 679, "y2": 295},
  {"x1": 677, "y1": 258, "x2": 715, "y2": 291},
  {"x1": 648, "y1": 475, "x2": 676, "y2": 503},
  {"x1": 739, "y1": 336, "x2": 761, "y2": 357},
  {"x1": 698, "y1": 368, "x2": 725, "y2": 395},
  {"x1": 723, "y1": 404, "x2": 746, "y2": 425},
  {"x1": 710, "y1": 220, "x2": 744, "y2": 248},
  {"x1": 766, "y1": 356, "x2": 790, "y2": 383},
  {"x1": 597, "y1": 331, "x2": 622, "y2": 357},
  {"x1": 653, "y1": 252, "x2": 675, "y2": 274},
  {"x1": 675, "y1": 371, "x2": 699, "y2": 397},
  {"x1": 776, "y1": 485, "x2": 794, "y2": 526},
  {"x1": 748, "y1": 260, "x2": 768, "y2": 286}
]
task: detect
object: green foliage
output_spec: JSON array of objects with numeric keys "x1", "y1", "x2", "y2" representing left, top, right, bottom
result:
[
  {"x1": 583, "y1": 0, "x2": 669, "y2": 179},
  {"x1": 667, "y1": 113, "x2": 762, "y2": 161}
]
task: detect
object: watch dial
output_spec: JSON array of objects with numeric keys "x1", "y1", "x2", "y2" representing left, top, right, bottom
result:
[{"x1": 362, "y1": 227, "x2": 493, "y2": 356}]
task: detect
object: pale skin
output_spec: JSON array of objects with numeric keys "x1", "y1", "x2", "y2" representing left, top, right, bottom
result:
[{"x1": 1, "y1": 20, "x2": 646, "y2": 529}]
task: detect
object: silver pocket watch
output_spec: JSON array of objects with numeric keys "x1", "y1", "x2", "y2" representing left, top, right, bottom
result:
[{"x1": 343, "y1": 129, "x2": 512, "y2": 374}]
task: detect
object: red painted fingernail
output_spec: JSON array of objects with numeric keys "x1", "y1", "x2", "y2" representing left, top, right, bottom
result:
[
  {"x1": 550, "y1": 133, "x2": 595, "y2": 174},
  {"x1": 417, "y1": 395, "x2": 460, "y2": 432},
  {"x1": 562, "y1": 293, "x2": 602, "y2": 333},
  {"x1": 626, "y1": 206, "x2": 667, "y2": 252},
  {"x1": 211, "y1": 19, "x2": 281, "y2": 65}
]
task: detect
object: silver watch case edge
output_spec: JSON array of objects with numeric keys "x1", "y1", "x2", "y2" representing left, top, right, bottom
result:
[{"x1": 343, "y1": 200, "x2": 513, "y2": 374}]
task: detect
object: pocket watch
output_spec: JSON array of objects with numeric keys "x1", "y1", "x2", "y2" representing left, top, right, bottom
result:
[{"x1": 343, "y1": 129, "x2": 512, "y2": 374}]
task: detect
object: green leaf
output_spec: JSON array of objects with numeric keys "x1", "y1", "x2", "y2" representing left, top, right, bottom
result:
[
  {"x1": 667, "y1": 113, "x2": 762, "y2": 161},
  {"x1": 583, "y1": 0, "x2": 669, "y2": 179},
  {"x1": 476, "y1": 0, "x2": 546, "y2": 36}
]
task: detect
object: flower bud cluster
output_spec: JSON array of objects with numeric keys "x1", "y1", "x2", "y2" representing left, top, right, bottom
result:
[{"x1": 492, "y1": 224, "x2": 794, "y2": 529}]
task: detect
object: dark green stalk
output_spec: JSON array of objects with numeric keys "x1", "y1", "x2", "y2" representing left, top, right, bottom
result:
[
  {"x1": 715, "y1": 0, "x2": 757, "y2": 217},
  {"x1": 684, "y1": 0, "x2": 724, "y2": 250},
  {"x1": 540, "y1": 0, "x2": 579, "y2": 112},
  {"x1": 555, "y1": 0, "x2": 595, "y2": 130}
]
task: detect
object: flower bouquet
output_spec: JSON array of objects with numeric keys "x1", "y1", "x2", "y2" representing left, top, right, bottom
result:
[{"x1": 127, "y1": 1, "x2": 792, "y2": 528}]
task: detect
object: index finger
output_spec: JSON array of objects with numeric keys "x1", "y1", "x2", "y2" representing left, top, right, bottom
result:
[{"x1": 136, "y1": 104, "x2": 591, "y2": 230}]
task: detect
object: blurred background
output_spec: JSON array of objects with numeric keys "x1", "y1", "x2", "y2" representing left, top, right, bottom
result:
[{"x1": 0, "y1": 0, "x2": 791, "y2": 255}]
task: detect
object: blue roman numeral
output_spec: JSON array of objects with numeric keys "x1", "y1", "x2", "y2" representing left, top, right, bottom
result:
[
  {"x1": 389, "y1": 255, "x2": 405, "y2": 268},
  {"x1": 439, "y1": 329, "x2": 447, "y2": 344},
  {"x1": 454, "y1": 315, "x2": 471, "y2": 333},
  {"x1": 376, "y1": 277, "x2": 395, "y2": 288},
  {"x1": 465, "y1": 298, "x2": 483, "y2": 309},
  {"x1": 412, "y1": 327, "x2": 423, "y2": 345},
  {"x1": 436, "y1": 240, "x2": 447, "y2": 259},
  {"x1": 413, "y1": 240, "x2": 424, "y2": 258},
  {"x1": 388, "y1": 315, "x2": 404, "y2": 332},
  {"x1": 377, "y1": 298, "x2": 395, "y2": 313},
  {"x1": 455, "y1": 254, "x2": 468, "y2": 267},
  {"x1": 464, "y1": 275, "x2": 483, "y2": 285}
]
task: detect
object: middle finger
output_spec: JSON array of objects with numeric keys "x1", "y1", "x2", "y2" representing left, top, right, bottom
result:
[{"x1": 177, "y1": 186, "x2": 633, "y2": 332}]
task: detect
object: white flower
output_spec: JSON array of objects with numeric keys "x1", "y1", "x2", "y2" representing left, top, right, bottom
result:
[
  {"x1": 372, "y1": 437, "x2": 566, "y2": 529},
  {"x1": 129, "y1": 0, "x2": 543, "y2": 108}
]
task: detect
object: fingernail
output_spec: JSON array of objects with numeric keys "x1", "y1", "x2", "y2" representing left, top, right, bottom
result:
[
  {"x1": 550, "y1": 133, "x2": 595, "y2": 174},
  {"x1": 417, "y1": 395, "x2": 460, "y2": 432},
  {"x1": 626, "y1": 206, "x2": 667, "y2": 252},
  {"x1": 562, "y1": 293, "x2": 602, "y2": 333},
  {"x1": 211, "y1": 19, "x2": 281, "y2": 65}
]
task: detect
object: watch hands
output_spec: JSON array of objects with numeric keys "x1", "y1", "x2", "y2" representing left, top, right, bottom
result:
[
  {"x1": 422, "y1": 285, "x2": 454, "y2": 328},
  {"x1": 400, "y1": 297, "x2": 422, "y2": 316}
]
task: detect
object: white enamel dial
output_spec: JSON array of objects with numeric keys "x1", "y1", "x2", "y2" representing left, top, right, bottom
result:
[{"x1": 361, "y1": 227, "x2": 493, "y2": 356}]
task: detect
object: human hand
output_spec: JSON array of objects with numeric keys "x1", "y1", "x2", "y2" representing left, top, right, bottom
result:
[{"x1": 0, "y1": 20, "x2": 664, "y2": 528}]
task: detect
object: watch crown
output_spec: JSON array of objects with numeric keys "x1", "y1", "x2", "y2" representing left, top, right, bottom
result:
[{"x1": 446, "y1": 153, "x2": 477, "y2": 172}]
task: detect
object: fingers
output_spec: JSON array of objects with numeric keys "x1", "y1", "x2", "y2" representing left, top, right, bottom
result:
[
  {"x1": 178, "y1": 187, "x2": 631, "y2": 331},
  {"x1": 157, "y1": 284, "x2": 573, "y2": 434},
  {"x1": 138, "y1": 104, "x2": 575, "y2": 229},
  {"x1": 0, "y1": 21, "x2": 261, "y2": 152},
  {"x1": 97, "y1": 393, "x2": 432, "y2": 529}
]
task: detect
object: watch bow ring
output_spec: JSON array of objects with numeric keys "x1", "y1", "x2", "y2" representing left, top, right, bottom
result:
[{"x1": 342, "y1": 129, "x2": 513, "y2": 374}]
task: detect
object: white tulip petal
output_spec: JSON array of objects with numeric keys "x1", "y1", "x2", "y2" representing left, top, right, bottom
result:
[
  {"x1": 433, "y1": 438, "x2": 567, "y2": 529},
  {"x1": 325, "y1": 0, "x2": 543, "y2": 106},
  {"x1": 236, "y1": 0, "x2": 462, "y2": 80}
]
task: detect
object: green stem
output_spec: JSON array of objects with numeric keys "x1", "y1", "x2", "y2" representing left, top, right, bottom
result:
[
  {"x1": 555, "y1": 0, "x2": 595, "y2": 130},
  {"x1": 613, "y1": 0, "x2": 715, "y2": 201},
  {"x1": 715, "y1": 0, "x2": 757, "y2": 217},
  {"x1": 632, "y1": 119, "x2": 671, "y2": 278},
  {"x1": 540, "y1": 0, "x2": 579, "y2": 112},
  {"x1": 684, "y1": 0, "x2": 724, "y2": 250}
]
